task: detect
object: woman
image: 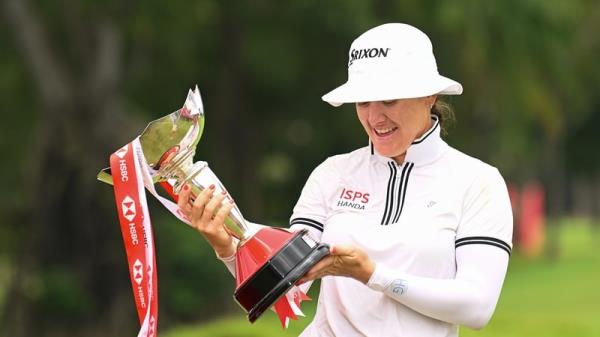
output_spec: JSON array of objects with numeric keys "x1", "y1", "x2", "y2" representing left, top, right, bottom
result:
[{"x1": 178, "y1": 23, "x2": 512, "y2": 337}]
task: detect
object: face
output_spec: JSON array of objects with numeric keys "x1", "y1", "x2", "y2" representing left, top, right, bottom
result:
[{"x1": 356, "y1": 96, "x2": 436, "y2": 163}]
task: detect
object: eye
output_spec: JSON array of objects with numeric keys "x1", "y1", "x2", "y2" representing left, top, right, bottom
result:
[
  {"x1": 357, "y1": 102, "x2": 370, "y2": 107},
  {"x1": 382, "y1": 100, "x2": 398, "y2": 106}
]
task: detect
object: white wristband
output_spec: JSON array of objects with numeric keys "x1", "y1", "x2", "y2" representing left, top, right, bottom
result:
[
  {"x1": 215, "y1": 239, "x2": 239, "y2": 277},
  {"x1": 367, "y1": 263, "x2": 408, "y2": 296}
]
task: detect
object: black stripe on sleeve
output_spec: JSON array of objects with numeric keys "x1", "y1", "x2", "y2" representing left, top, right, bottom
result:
[
  {"x1": 455, "y1": 236, "x2": 512, "y2": 256},
  {"x1": 290, "y1": 217, "x2": 324, "y2": 232}
]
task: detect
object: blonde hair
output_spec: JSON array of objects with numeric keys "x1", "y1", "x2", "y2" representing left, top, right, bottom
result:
[{"x1": 431, "y1": 99, "x2": 455, "y2": 136}]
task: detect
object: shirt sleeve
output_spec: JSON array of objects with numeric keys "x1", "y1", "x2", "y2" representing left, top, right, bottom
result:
[
  {"x1": 367, "y1": 244, "x2": 509, "y2": 329},
  {"x1": 455, "y1": 166, "x2": 513, "y2": 255},
  {"x1": 289, "y1": 158, "x2": 337, "y2": 241},
  {"x1": 366, "y1": 165, "x2": 513, "y2": 329}
]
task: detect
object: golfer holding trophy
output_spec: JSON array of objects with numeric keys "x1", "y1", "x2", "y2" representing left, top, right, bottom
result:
[{"x1": 101, "y1": 22, "x2": 512, "y2": 337}]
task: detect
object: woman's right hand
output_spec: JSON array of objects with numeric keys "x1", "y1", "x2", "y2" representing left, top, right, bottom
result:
[{"x1": 177, "y1": 184, "x2": 236, "y2": 258}]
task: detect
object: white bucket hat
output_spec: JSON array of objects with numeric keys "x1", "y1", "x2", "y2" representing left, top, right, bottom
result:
[{"x1": 322, "y1": 23, "x2": 463, "y2": 106}]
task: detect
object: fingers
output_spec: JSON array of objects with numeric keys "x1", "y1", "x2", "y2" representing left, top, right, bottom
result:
[
  {"x1": 199, "y1": 189, "x2": 227, "y2": 225},
  {"x1": 191, "y1": 184, "x2": 216, "y2": 222},
  {"x1": 330, "y1": 245, "x2": 375, "y2": 284},
  {"x1": 296, "y1": 244, "x2": 374, "y2": 284},
  {"x1": 297, "y1": 247, "x2": 342, "y2": 283},
  {"x1": 212, "y1": 199, "x2": 234, "y2": 226},
  {"x1": 298, "y1": 256, "x2": 334, "y2": 284},
  {"x1": 177, "y1": 184, "x2": 193, "y2": 216},
  {"x1": 329, "y1": 244, "x2": 353, "y2": 256}
]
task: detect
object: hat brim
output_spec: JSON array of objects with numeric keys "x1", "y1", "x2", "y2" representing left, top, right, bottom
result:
[{"x1": 322, "y1": 75, "x2": 463, "y2": 107}]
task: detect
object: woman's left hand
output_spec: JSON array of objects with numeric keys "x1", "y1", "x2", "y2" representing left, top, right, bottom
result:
[{"x1": 297, "y1": 245, "x2": 376, "y2": 284}]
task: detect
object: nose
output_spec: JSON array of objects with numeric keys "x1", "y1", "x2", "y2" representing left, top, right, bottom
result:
[{"x1": 367, "y1": 102, "x2": 388, "y2": 125}]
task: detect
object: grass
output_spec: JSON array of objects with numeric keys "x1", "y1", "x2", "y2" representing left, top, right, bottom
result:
[
  {"x1": 460, "y1": 221, "x2": 600, "y2": 337},
  {"x1": 164, "y1": 221, "x2": 600, "y2": 337}
]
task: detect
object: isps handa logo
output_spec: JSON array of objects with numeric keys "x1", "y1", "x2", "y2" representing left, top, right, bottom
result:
[{"x1": 336, "y1": 188, "x2": 370, "y2": 210}]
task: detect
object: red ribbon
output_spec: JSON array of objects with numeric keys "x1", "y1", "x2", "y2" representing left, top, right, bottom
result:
[
  {"x1": 110, "y1": 143, "x2": 158, "y2": 337},
  {"x1": 111, "y1": 141, "x2": 310, "y2": 332}
]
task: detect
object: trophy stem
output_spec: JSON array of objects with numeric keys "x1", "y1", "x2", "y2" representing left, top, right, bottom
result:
[{"x1": 159, "y1": 158, "x2": 252, "y2": 242}]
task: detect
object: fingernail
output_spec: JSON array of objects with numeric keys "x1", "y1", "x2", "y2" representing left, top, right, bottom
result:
[
  {"x1": 183, "y1": 185, "x2": 189, "y2": 191},
  {"x1": 221, "y1": 190, "x2": 227, "y2": 195},
  {"x1": 209, "y1": 184, "x2": 215, "y2": 190}
]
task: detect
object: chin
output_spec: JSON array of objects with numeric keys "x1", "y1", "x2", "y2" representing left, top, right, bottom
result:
[
  {"x1": 373, "y1": 143, "x2": 406, "y2": 159},
  {"x1": 373, "y1": 147, "x2": 395, "y2": 158}
]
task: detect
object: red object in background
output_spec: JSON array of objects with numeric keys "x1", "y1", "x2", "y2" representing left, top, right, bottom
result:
[
  {"x1": 518, "y1": 182, "x2": 546, "y2": 257},
  {"x1": 507, "y1": 184, "x2": 520, "y2": 219},
  {"x1": 507, "y1": 183, "x2": 521, "y2": 248}
]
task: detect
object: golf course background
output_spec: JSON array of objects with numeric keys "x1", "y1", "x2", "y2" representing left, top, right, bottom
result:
[{"x1": 1, "y1": 1, "x2": 600, "y2": 336}]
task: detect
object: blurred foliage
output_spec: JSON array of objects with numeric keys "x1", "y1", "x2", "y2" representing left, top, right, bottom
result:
[{"x1": 0, "y1": 0, "x2": 599, "y2": 336}]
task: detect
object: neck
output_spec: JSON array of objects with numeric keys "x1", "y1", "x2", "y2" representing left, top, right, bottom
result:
[
  {"x1": 392, "y1": 153, "x2": 405, "y2": 165},
  {"x1": 392, "y1": 117, "x2": 434, "y2": 165}
]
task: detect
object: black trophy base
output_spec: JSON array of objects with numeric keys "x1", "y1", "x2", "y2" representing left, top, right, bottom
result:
[{"x1": 234, "y1": 229, "x2": 329, "y2": 323}]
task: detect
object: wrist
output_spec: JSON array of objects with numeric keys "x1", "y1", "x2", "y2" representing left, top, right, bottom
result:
[
  {"x1": 367, "y1": 263, "x2": 406, "y2": 295},
  {"x1": 367, "y1": 263, "x2": 389, "y2": 291},
  {"x1": 214, "y1": 240, "x2": 237, "y2": 259},
  {"x1": 358, "y1": 259, "x2": 376, "y2": 284}
]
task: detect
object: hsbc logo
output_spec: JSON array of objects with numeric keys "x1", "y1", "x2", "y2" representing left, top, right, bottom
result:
[
  {"x1": 115, "y1": 145, "x2": 129, "y2": 159},
  {"x1": 114, "y1": 145, "x2": 130, "y2": 182},
  {"x1": 133, "y1": 259, "x2": 143, "y2": 285},
  {"x1": 121, "y1": 196, "x2": 136, "y2": 222},
  {"x1": 149, "y1": 315, "x2": 156, "y2": 337}
]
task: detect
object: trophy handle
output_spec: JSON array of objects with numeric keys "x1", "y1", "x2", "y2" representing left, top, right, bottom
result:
[{"x1": 97, "y1": 167, "x2": 114, "y2": 185}]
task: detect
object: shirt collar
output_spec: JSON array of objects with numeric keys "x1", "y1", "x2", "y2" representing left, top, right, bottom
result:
[{"x1": 370, "y1": 115, "x2": 448, "y2": 167}]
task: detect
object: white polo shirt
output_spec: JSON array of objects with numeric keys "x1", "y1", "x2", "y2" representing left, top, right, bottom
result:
[{"x1": 290, "y1": 116, "x2": 512, "y2": 337}]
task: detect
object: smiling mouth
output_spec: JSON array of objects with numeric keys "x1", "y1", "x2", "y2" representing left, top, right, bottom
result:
[{"x1": 374, "y1": 127, "x2": 398, "y2": 137}]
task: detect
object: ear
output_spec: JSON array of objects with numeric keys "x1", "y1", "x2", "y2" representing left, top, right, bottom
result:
[
  {"x1": 423, "y1": 95, "x2": 437, "y2": 110},
  {"x1": 427, "y1": 95, "x2": 438, "y2": 108}
]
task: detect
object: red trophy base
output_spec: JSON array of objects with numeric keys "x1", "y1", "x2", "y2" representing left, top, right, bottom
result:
[{"x1": 233, "y1": 228, "x2": 329, "y2": 322}]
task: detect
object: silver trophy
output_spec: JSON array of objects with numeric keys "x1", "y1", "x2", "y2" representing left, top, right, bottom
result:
[{"x1": 98, "y1": 87, "x2": 329, "y2": 323}]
